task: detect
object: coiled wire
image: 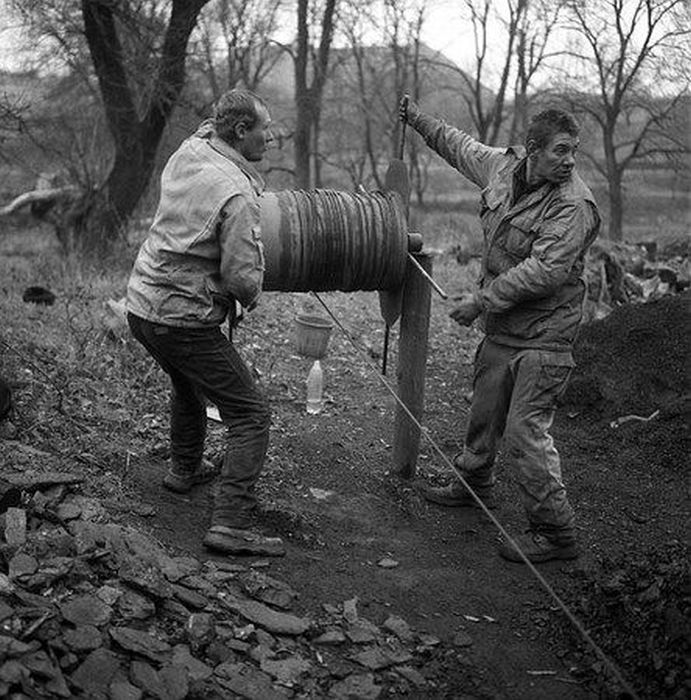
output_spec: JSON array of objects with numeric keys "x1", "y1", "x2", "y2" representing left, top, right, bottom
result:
[{"x1": 261, "y1": 189, "x2": 408, "y2": 292}]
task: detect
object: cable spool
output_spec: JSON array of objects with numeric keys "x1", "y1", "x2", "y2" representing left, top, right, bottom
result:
[{"x1": 260, "y1": 189, "x2": 408, "y2": 292}]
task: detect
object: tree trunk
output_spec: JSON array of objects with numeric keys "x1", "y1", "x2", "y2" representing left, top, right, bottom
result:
[
  {"x1": 602, "y1": 125, "x2": 624, "y2": 241},
  {"x1": 607, "y1": 169, "x2": 624, "y2": 241},
  {"x1": 78, "y1": 0, "x2": 210, "y2": 253},
  {"x1": 294, "y1": 0, "x2": 336, "y2": 190},
  {"x1": 509, "y1": 29, "x2": 528, "y2": 143},
  {"x1": 410, "y1": 147, "x2": 424, "y2": 206},
  {"x1": 294, "y1": 0, "x2": 311, "y2": 189},
  {"x1": 312, "y1": 112, "x2": 322, "y2": 188},
  {"x1": 73, "y1": 134, "x2": 159, "y2": 251}
]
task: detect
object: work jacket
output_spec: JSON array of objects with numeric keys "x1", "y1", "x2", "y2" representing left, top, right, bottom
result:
[
  {"x1": 411, "y1": 113, "x2": 600, "y2": 350},
  {"x1": 127, "y1": 122, "x2": 265, "y2": 328}
]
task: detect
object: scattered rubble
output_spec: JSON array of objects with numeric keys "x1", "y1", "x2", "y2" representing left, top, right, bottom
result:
[
  {"x1": 583, "y1": 238, "x2": 690, "y2": 322},
  {"x1": 551, "y1": 542, "x2": 690, "y2": 699},
  {"x1": 0, "y1": 466, "x2": 476, "y2": 699}
]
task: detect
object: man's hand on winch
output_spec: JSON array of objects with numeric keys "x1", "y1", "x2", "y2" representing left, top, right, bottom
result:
[
  {"x1": 399, "y1": 96, "x2": 420, "y2": 125},
  {"x1": 449, "y1": 292, "x2": 482, "y2": 327}
]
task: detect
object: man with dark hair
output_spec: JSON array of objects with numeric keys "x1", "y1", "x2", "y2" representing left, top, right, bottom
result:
[
  {"x1": 127, "y1": 89, "x2": 284, "y2": 557},
  {"x1": 400, "y1": 100, "x2": 600, "y2": 563},
  {"x1": 525, "y1": 109, "x2": 580, "y2": 150}
]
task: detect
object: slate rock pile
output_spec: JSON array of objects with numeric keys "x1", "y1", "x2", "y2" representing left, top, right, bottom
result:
[{"x1": 0, "y1": 470, "x2": 462, "y2": 699}]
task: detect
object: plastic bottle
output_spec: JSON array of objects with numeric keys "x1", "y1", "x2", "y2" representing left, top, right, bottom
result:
[{"x1": 306, "y1": 360, "x2": 324, "y2": 414}]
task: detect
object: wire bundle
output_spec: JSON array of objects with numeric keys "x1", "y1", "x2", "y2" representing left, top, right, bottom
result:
[{"x1": 260, "y1": 189, "x2": 408, "y2": 292}]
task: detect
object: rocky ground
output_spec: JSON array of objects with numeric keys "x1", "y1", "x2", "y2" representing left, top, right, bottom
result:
[
  {"x1": 0, "y1": 228, "x2": 688, "y2": 699},
  {"x1": 0, "y1": 458, "x2": 464, "y2": 699}
]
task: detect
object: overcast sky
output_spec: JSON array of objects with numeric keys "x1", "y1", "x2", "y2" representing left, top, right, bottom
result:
[
  {"x1": 422, "y1": 2, "x2": 476, "y2": 68},
  {"x1": 0, "y1": 3, "x2": 478, "y2": 74}
]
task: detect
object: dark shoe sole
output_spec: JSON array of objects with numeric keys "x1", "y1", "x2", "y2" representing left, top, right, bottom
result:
[
  {"x1": 424, "y1": 490, "x2": 497, "y2": 510},
  {"x1": 203, "y1": 526, "x2": 285, "y2": 557},
  {"x1": 498, "y1": 543, "x2": 579, "y2": 564},
  {"x1": 163, "y1": 465, "x2": 219, "y2": 494}
]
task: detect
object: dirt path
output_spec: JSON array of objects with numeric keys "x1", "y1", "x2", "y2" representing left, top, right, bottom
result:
[
  {"x1": 122, "y1": 292, "x2": 689, "y2": 698},
  {"x1": 127, "y1": 432, "x2": 597, "y2": 698}
]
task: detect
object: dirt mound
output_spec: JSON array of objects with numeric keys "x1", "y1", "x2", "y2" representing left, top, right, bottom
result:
[
  {"x1": 563, "y1": 292, "x2": 690, "y2": 473},
  {"x1": 552, "y1": 542, "x2": 690, "y2": 699},
  {"x1": 565, "y1": 291, "x2": 690, "y2": 418},
  {"x1": 553, "y1": 292, "x2": 690, "y2": 698}
]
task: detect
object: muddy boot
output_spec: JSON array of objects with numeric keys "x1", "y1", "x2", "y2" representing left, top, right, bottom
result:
[
  {"x1": 498, "y1": 530, "x2": 578, "y2": 563},
  {"x1": 203, "y1": 525, "x2": 285, "y2": 557},
  {"x1": 424, "y1": 480, "x2": 497, "y2": 509},
  {"x1": 163, "y1": 458, "x2": 220, "y2": 494}
]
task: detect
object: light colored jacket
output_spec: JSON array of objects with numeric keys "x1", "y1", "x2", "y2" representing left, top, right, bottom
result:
[
  {"x1": 127, "y1": 122, "x2": 265, "y2": 328},
  {"x1": 411, "y1": 113, "x2": 600, "y2": 350}
]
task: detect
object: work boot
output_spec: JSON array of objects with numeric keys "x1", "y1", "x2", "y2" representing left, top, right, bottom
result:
[
  {"x1": 498, "y1": 530, "x2": 578, "y2": 564},
  {"x1": 423, "y1": 481, "x2": 497, "y2": 509},
  {"x1": 203, "y1": 525, "x2": 285, "y2": 557},
  {"x1": 163, "y1": 458, "x2": 220, "y2": 494}
]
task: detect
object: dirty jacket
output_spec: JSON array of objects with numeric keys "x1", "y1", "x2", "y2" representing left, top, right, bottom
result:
[
  {"x1": 127, "y1": 122, "x2": 265, "y2": 328},
  {"x1": 411, "y1": 113, "x2": 600, "y2": 350}
]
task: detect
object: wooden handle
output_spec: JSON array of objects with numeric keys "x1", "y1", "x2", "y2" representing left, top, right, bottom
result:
[{"x1": 398, "y1": 94, "x2": 410, "y2": 159}]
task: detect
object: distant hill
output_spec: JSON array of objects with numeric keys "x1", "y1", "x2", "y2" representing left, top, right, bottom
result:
[
  {"x1": 256, "y1": 40, "x2": 492, "y2": 130},
  {"x1": 243, "y1": 41, "x2": 495, "y2": 188},
  {"x1": 1, "y1": 44, "x2": 493, "y2": 198}
]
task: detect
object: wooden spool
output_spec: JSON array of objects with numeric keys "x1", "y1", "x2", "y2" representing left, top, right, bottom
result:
[{"x1": 259, "y1": 189, "x2": 409, "y2": 293}]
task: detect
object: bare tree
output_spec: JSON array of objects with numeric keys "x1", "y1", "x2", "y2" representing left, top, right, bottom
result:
[
  {"x1": 331, "y1": 3, "x2": 384, "y2": 189},
  {"x1": 384, "y1": 0, "x2": 429, "y2": 200},
  {"x1": 192, "y1": 0, "x2": 284, "y2": 107},
  {"x1": 0, "y1": 93, "x2": 28, "y2": 142},
  {"x1": 81, "y1": 0, "x2": 213, "y2": 251},
  {"x1": 508, "y1": 0, "x2": 565, "y2": 142},
  {"x1": 7, "y1": 0, "x2": 211, "y2": 253},
  {"x1": 560, "y1": 0, "x2": 691, "y2": 241},
  {"x1": 453, "y1": 0, "x2": 528, "y2": 145},
  {"x1": 324, "y1": 0, "x2": 431, "y2": 196},
  {"x1": 417, "y1": 0, "x2": 563, "y2": 147},
  {"x1": 293, "y1": 0, "x2": 338, "y2": 189}
]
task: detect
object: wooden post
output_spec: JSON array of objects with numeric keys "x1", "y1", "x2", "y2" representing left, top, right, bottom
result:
[{"x1": 393, "y1": 252, "x2": 432, "y2": 478}]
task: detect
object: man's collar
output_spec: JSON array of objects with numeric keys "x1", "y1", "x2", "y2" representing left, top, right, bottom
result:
[
  {"x1": 513, "y1": 158, "x2": 536, "y2": 190},
  {"x1": 511, "y1": 156, "x2": 549, "y2": 202},
  {"x1": 209, "y1": 134, "x2": 244, "y2": 163},
  {"x1": 196, "y1": 125, "x2": 265, "y2": 191}
]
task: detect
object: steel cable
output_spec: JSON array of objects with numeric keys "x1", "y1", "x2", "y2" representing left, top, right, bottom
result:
[{"x1": 311, "y1": 290, "x2": 640, "y2": 700}]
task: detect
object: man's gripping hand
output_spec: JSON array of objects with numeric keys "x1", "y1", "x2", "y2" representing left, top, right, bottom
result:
[
  {"x1": 450, "y1": 292, "x2": 483, "y2": 327},
  {"x1": 399, "y1": 97, "x2": 420, "y2": 125}
]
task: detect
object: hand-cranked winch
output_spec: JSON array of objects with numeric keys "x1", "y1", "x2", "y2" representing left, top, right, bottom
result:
[
  {"x1": 258, "y1": 168, "x2": 443, "y2": 318},
  {"x1": 257, "y1": 181, "x2": 440, "y2": 477},
  {"x1": 257, "y1": 103, "x2": 447, "y2": 477},
  {"x1": 258, "y1": 187, "x2": 415, "y2": 295}
]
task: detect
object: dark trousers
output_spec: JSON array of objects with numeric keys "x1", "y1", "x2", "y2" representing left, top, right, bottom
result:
[
  {"x1": 128, "y1": 313, "x2": 270, "y2": 529},
  {"x1": 458, "y1": 338, "x2": 576, "y2": 539}
]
